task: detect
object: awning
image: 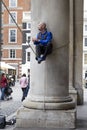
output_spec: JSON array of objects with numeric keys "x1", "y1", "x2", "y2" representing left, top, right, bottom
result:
[{"x1": 0, "y1": 62, "x2": 16, "y2": 70}]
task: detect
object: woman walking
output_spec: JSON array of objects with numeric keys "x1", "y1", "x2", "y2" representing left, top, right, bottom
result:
[{"x1": 19, "y1": 73, "x2": 28, "y2": 101}]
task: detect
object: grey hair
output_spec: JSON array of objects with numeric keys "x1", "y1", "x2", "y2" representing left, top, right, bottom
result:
[{"x1": 38, "y1": 22, "x2": 46, "y2": 27}]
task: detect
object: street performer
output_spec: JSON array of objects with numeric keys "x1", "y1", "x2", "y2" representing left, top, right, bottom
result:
[{"x1": 32, "y1": 22, "x2": 53, "y2": 64}]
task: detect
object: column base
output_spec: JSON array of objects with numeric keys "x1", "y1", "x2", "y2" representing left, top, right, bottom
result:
[
  {"x1": 69, "y1": 87, "x2": 77, "y2": 104},
  {"x1": 22, "y1": 96, "x2": 75, "y2": 110},
  {"x1": 15, "y1": 107, "x2": 76, "y2": 129}
]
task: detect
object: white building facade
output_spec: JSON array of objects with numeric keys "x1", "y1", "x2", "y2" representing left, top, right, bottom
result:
[{"x1": 22, "y1": 11, "x2": 31, "y2": 77}]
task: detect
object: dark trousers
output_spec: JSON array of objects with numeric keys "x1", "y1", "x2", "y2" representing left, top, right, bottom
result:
[
  {"x1": 21, "y1": 88, "x2": 27, "y2": 101},
  {"x1": 36, "y1": 43, "x2": 53, "y2": 59},
  {"x1": 1, "y1": 88, "x2": 6, "y2": 100}
]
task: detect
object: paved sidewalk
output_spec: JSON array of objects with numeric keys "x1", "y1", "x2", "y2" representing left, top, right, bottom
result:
[
  {"x1": 0, "y1": 82, "x2": 22, "y2": 130},
  {"x1": 0, "y1": 82, "x2": 22, "y2": 116}
]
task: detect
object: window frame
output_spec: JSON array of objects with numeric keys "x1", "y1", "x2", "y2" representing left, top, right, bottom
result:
[
  {"x1": 26, "y1": 33, "x2": 31, "y2": 43},
  {"x1": 9, "y1": 29, "x2": 17, "y2": 43},
  {"x1": 22, "y1": 22, "x2": 31, "y2": 30},
  {"x1": 9, "y1": 49, "x2": 16, "y2": 59},
  {"x1": 27, "y1": 52, "x2": 30, "y2": 62},
  {"x1": 84, "y1": 53, "x2": 87, "y2": 64},
  {"x1": 84, "y1": 37, "x2": 87, "y2": 47},
  {"x1": 85, "y1": 24, "x2": 87, "y2": 31},
  {"x1": 9, "y1": 0, "x2": 17, "y2": 8},
  {"x1": 27, "y1": 23, "x2": 31, "y2": 30},
  {"x1": 9, "y1": 11, "x2": 17, "y2": 24}
]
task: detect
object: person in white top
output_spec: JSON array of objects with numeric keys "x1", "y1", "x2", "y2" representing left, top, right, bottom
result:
[{"x1": 19, "y1": 73, "x2": 28, "y2": 101}]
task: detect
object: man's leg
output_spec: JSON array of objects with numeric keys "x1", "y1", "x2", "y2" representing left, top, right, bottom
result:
[
  {"x1": 21, "y1": 88, "x2": 25, "y2": 101},
  {"x1": 42, "y1": 43, "x2": 53, "y2": 59},
  {"x1": 1, "y1": 88, "x2": 5, "y2": 100},
  {"x1": 35, "y1": 44, "x2": 42, "y2": 59},
  {"x1": 38, "y1": 44, "x2": 53, "y2": 63}
]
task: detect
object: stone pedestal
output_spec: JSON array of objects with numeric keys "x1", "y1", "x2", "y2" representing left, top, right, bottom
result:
[
  {"x1": 15, "y1": 0, "x2": 76, "y2": 129},
  {"x1": 16, "y1": 107, "x2": 76, "y2": 129}
]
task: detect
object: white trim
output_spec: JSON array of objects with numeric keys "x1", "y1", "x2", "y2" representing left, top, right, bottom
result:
[
  {"x1": 2, "y1": 45, "x2": 22, "y2": 49},
  {"x1": 3, "y1": 24, "x2": 22, "y2": 27},
  {"x1": 23, "y1": 11, "x2": 31, "y2": 21},
  {"x1": 2, "y1": 58, "x2": 22, "y2": 60}
]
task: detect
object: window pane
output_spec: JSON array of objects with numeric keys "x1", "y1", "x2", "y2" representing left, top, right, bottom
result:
[
  {"x1": 9, "y1": 12, "x2": 16, "y2": 24},
  {"x1": 10, "y1": 30, "x2": 16, "y2": 42},
  {"x1": 85, "y1": 38, "x2": 87, "y2": 46},
  {"x1": 9, "y1": 0, "x2": 17, "y2": 7},
  {"x1": 22, "y1": 23, "x2": 26, "y2": 29},
  {"x1": 85, "y1": 25, "x2": 87, "y2": 31},
  {"x1": 84, "y1": 54, "x2": 87, "y2": 64},
  {"x1": 10, "y1": 49, "x2": 15, "y2": 58},
  {"x1": 27, "y1": 23, "x2": 31, "y2": 29},
  {"x1": 27, "y1": 52, "x2": 30, "y2": 61}
]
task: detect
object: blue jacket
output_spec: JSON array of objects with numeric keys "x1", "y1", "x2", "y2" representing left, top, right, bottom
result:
[{"x1": 34, "y1": 30, "x2": 53, "y2": 46}]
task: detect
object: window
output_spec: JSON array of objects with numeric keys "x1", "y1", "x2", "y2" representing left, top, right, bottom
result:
[
  {"x1": 22, "y1": 23, "x2": 26, "y2": 29},
  {"x1": 85, "y1": 25, "x2": 87, "y2": 31},
  {"x1": 22, "y1": 22, "x2": 31, "y2": 29},
  {"x1": 9, "y1": 0, "x2": 17, "y2": 7},
  {"x1": 27, "y1": 52, "x2": 30, "y2": 61},
  {"x1": 27, "y1": 23, "x2": 31, "y2": 29},
  {"x1": 10, "y1": 49, "x2": 16, "y2": 58},
  {"x1": 84, "y1": 54, "x2": 87, "y2": 64},
  {"x1": 26, "y1": 33, "x2": 31, "y2": 43},
  {"x1": 9, "y1": 29, "x2": 17, "y2": 43},
  {"x1": 85, "y1": 38, "x2": 87, "y2": 46},
  {"x1": 9, "y1": 12, "x2": 17, "y2": 24},
  {"x1": 85, "y1": 71, "x2": 87, "y2": 78}
]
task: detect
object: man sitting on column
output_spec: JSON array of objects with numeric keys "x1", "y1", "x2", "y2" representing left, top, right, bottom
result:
[{"x1": 32, "y1": 22, "x2": 53, "y2": 64}]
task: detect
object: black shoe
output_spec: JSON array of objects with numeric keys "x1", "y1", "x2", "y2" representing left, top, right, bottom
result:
[
  {"x1": 38, "y1": 57, "x2": 46, "y2": 64},
  {"x1": 35, "y1": 57, "x2": 38, "y2": 60},
  {"x1": 38, "y1": 58, "x2": 42, "y2": 64}
]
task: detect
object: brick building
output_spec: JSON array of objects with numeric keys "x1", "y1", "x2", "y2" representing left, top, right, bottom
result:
[{"x1": 1, "y1": 0, "x2": 31, "y2": 80}]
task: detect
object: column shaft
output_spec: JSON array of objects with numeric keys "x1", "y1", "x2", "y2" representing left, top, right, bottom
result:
[{"x1": 23, "y1": 0, "x2": 75, "y2": 110}]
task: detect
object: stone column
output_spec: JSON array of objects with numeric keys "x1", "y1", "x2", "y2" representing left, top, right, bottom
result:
[
  {"x1": 69, "y1": 0, "x2": 77, "y2": 102},
  {"x1": 24, "y1": 0, "x2": 75, "y2": 110},
  {"x1": 16, "y1": 0, "x2": 76, "y2": 128}
]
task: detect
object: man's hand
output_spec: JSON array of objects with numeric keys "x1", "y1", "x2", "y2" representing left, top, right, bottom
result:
[{"x1": 32, "y1": 38, "x2": 39, "y2": 42}]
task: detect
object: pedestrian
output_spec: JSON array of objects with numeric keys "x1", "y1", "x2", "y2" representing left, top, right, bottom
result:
[
  {"x1": 32, "y1": 22, "x2": 53, "y2": 64},
  {"x1": 0, "y1": 73, "x2": 8, "y2": 100},
  {"x1": 25, "y1": 74, "x2": 30, "y2": 96},
  {"x1": 19, "y1": 73, "x2": 28, "y2": 101}
]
